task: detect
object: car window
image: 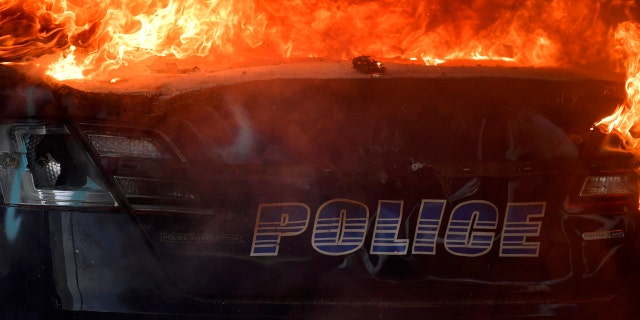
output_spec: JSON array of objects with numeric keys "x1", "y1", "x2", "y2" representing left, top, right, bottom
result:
[{"x1": 507, "y1": 111, "x2": 579, "y2": 161}]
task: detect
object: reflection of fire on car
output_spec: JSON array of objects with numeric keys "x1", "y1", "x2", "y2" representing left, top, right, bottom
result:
[{"x1": 0, "y1": 62, "x2": 638, "y2": 318}]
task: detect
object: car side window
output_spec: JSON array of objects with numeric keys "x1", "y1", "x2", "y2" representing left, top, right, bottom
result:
[{"x1": 507, "y1": 111, "x2": 579, "y2": 161}]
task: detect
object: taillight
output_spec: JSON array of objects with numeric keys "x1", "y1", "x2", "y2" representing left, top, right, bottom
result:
[
  {"x1": 565, "y1": 173, "x2": 639, "y2": 214},
  {"x1": 580, "y1": 175, "x2": 637, "y2": 197},
  {"x1": 564, "y1": 131, "x2": 640, "y2": 214},
  {"x1": 0, "y1": 123, "x2": 117, "y2": 207},
  {"x1": 78, "y1": 125, "x2": 199, "y2": 212}
]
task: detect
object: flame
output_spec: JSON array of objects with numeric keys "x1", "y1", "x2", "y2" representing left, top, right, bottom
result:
[
  {"x1": 46, "y1": 44, "x2": 83, "y2": 80},
  {"x1": 0, "y1": 0, "x2": 634, "y2": 81},
  {"x1": 596, "y1": 21, "x2": 640, "y2": 149},
  {"x1": 3, "y1": 1, "x2": 640, "y2": 154}
]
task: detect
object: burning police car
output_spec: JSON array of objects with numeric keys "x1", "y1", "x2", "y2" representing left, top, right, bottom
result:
[{"x1": 0, "y1": 61, "x2": 638, "y2": 318}]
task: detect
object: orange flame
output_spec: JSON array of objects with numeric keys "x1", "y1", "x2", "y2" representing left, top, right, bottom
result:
[
  {"x1": 596, "y1": 21, "x2": 640, "y2": 149},
  {"x1": 0, "y1": 0, "x2": 633, "y2": 80}
]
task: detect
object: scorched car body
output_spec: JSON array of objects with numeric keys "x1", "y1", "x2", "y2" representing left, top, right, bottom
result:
[{"x1": 0, "y1": 61, "x2": 637, "y2": 318}]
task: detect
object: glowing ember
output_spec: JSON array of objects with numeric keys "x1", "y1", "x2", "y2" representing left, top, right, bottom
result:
[{"x1": 0, "y1": 0, "x2": 634, "y2": 80}]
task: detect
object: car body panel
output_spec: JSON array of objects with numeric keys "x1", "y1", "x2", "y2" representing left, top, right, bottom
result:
[{"x1": 0, "y1": 63, "x2": 638, "y2": 318}]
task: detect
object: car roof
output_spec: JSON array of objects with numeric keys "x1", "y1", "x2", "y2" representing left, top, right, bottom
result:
[{"x1": 46, "y1": 59, "x2": 624, "y2": 97}]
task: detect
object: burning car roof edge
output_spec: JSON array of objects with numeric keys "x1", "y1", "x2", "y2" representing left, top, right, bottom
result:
[{"x1": 10, "y1": 60, "x2": 625, "y2": 98}]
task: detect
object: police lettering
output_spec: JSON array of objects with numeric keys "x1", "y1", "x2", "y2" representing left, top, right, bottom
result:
[{"x1": 250, "y1": 199, "x2": 545, "y2": 257}]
